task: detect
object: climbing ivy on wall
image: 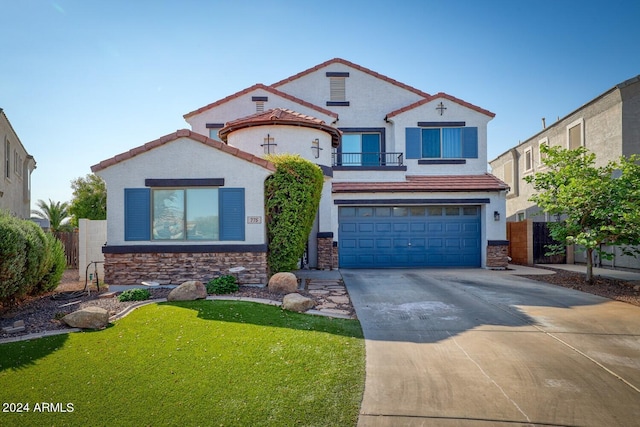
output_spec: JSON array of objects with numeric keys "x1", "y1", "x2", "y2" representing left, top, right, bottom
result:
[{"x1": 265, "y1": 154, "x2": 324, "y2": 274}]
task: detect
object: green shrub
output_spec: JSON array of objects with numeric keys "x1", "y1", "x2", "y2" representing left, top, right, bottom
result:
[
  {"x1": 118, "y1": 288, "x2": 151, "y2": 302},
  {"x1": 206, "y1": 275, "x2": 239, "y2": 294},
  {"x1": 37, "y1": 233, "x2": 66, "y2": 293},
  {"x1": 0, "y1": 212, "x2": 26, "y2": 304},
  {"x1": 264, "y1": 154, "x2": 324, "y2": 274}
]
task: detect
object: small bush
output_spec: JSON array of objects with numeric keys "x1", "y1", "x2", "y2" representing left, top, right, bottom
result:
[
  {"x1": 118, "y1": 288, "x2": 151, "y2": 302},
  {"x1": 35, "y1": 233, "x2": 66, "y2": 294},
  {"x1": 206, "y1": 275, "x2": 239, "y2": 294}
]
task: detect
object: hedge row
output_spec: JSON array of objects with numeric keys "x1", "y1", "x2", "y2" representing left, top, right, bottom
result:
[{"x1": 0, "y1": 210, "x2": 66, "y2": 306}]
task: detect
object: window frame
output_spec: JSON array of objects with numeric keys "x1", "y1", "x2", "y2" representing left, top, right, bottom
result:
[
  {"x1": 151, "y1": 187, "x2": 220, "y2": 241},
  {"x1": 523, "y1": 147, "x2": 533, "y2": 173}
]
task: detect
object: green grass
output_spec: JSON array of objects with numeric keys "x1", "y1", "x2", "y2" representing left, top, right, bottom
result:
[{"x1": 0, "y1": 301, "x2": 365, "y2": 426}]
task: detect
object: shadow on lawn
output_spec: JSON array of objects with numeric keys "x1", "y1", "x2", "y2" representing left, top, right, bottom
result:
[
  {"x1": 160, "y1": 299, "x2": 364, "y2": 339},
  {"x1": 0, "y1": 333, "x2": 68, "y2": 372}
]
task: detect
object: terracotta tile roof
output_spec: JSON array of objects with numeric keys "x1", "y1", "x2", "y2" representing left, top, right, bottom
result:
[
  {"x1": 332, "y1": 174, "x2": 509, "y2": 193},
  {"x1": 271, "y1": 58, "x2": 431, "y2": 98},
  {"x1": 219, "y1": 108, "x2": 342, "y2": 147},
  {"x1": 90, "y1": 129, "x2": 276, "y2": 173},
  {"x1": 183, "y1": 83, "x2": 338, "y2": 120},
  {"x1": 386, "y1": 92, "x2": 495, "y2": 119}
]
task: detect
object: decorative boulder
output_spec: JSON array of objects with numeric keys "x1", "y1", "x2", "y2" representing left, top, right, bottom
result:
[
  {"x1": 62, "y1": 306, "x2": 110, "y2": 329},
  {"x1": 268, "y1": 272, "x2": 298, "y2": 294},
  {"x1": 282, "y1": 293, "x2": 315, "y2": 313},
  {"x1": 167, "y1": 280, "x2": 207, "y2": 301}
]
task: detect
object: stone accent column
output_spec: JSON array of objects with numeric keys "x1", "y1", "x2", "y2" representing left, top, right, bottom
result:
[
  {"x1": 317, "y1": 232, "x2": 336, "y2": 270},
  {"x1": 487, "y1": 240, "x2": 509, "y2": 269}
]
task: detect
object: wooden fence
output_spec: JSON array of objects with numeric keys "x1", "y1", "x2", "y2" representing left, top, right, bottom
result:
[{"x1": 54, "y1": 231, "x2": 79, "y2": 269}]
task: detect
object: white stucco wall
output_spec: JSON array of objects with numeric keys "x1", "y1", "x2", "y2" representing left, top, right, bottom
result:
[
  {"x1": 78, "y1": 219, "x2": 106, "y2": 281},
  {"x1": 224, "y1": 125, "x2": 334, "y2": 168},
  {"x1": 96, "y1": 137, "x2": 273, "y2": 246},
  {"x1": 273, "y1": 63, "x2": 425, "y2": 127},
  {"x1": 185, "y1": 87, "x2": 337, "y2": 138}
]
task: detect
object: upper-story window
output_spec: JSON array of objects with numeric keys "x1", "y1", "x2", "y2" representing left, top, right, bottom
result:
[
  {"x1": 523, "y1": 147, "x2": 533, "y2": 173},
  {"x1": 567, "y1": 118, "x2": 584, "y2": 150},
  {"x1": 341, "y1": 132, "x2": 380, "y2": 166},
  {"x1": 326, "y1": 72, "x2": 350, "y2": 106},
  {"x1": 405, "y1": 126, "x2": 478, "y2": 159},
  {"x1": 206, "y1": 123, "x2": 224, "y2": 141},
  {"x1": 5, "y1": 140, "x2": 9, "y2": 179}
]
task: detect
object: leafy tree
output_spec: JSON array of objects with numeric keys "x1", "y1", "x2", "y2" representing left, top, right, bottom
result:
[
  {"x1": 31, "y1": 199, "x2": 71, "y2": 232},
  {"x1": 525, "y1": 145, "x2": 640, "y2": 283},
  {"x1": 69, "y1": 174, "x2": 107, "y2": 226}
]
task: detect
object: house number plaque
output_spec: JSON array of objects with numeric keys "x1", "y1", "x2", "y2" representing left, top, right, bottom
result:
[{"x1": 247, "y1": 216, "x2": 262, "y2": 224}]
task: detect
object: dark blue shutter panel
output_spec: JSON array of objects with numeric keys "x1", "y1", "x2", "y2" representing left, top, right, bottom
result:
[
  {"x1": 405, "y1": 128, "x2": 421, "y2": 159},
  {"x1": 124, "y1": 188, "x2": 150, "y2": 241},
  {"x1": 219, "y1": 188, "x2": 245, "y2": 241},
  {"x1": 462, "y1": 127, "x2": 478, "y2": 158}
]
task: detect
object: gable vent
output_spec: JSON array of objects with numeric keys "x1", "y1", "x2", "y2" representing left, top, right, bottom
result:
[{"x1": 330, "y1": 77, "x2": 346, "y2": 102}]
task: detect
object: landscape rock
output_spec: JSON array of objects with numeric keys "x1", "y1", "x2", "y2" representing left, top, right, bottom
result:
[
  {"x1": 282, "y1": 293, "x2": 315, "y2": 312},
  {"x1": 268, "y1": 272, "x2": 299, "y2": 294},
  {"x1": 62, "y1": 306, "x2": 109, "y2": 329},
  {"x1": 167, "y1": 280, "x2": 207, "y2": 301}
]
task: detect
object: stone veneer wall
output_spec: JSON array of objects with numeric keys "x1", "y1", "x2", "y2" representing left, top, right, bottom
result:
[
  {"x1": 487, "y1": 240, "x2": 509, "y2": 269},
  {"x1": 103, "y1": 251, "x2": 268, "y2": 286},
  {"x1": 317, "y1": 234, "x2": 338, "y2": 270}
]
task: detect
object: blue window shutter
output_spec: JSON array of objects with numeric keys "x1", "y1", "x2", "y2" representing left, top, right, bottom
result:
[
  {"x1": 124, "y1": 188, "x2": 150, "y2": 241},
  {"x1": 405, "y1": 128, "x2": 421, "y2": 159},
  {"x1": 462, "y1": 127, "x2": 478, "y2": 158},
  {"x1": 219, "y1": 188, "x2": 245, "y2": 241}
]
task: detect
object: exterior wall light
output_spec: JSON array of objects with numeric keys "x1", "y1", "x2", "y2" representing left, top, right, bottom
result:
[{"x1": 494, "y1": 211, "x2": 500, "y2": 221}]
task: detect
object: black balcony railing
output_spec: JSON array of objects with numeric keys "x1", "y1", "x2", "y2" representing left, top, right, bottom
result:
[{"x1": 332, "y1": 152, "x2": 404, "y2": 167}]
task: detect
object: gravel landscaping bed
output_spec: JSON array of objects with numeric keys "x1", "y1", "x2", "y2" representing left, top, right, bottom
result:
[
  {"x1": 1, "y1": 271, "x2": 314, "y2": 339},
  {"x1": 518, "y1": 266, "x2": 640, "y2": 307},
  {"x1": 3, "y1": 266, "x2": 639, "y2": 339}
]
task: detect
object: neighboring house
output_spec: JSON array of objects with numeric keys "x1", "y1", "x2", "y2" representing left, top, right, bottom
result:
[
  {"x1": 0, "y1": 108, "x2": 36, "y2": 219},
  {"x1": 489, "y1": 74, "x2": 640, "y2": 268},
  {"x1": 93, "y1": 58, "x2": 509, "y2": 287}
]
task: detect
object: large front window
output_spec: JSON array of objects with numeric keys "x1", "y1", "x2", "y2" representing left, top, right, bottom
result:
[{"x1": 152, "y1": 188, "x2": 219, "y2": 240}]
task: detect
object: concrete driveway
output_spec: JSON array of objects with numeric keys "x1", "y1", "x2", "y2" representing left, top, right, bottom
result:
[{"x1": 342, "y1": 268, "x2": 640, "y2": 427}]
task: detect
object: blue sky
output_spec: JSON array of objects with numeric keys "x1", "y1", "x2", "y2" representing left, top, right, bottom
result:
[{"x1": 1, "y1": 0, "x2": 639, "y2": 207}]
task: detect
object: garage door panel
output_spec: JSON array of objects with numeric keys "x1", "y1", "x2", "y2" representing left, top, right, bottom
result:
[{"x1": 339, "y1": 205, "x2": 481, "y2": 268}]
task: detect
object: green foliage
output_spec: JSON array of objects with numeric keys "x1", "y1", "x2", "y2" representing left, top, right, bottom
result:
[
  {"x1": 0, "y1": 211, "x2": 66, "y2": 305},
  {"x1": 31, "y1": 199, "x2": 70, "y2": 232},
  {"x1": 206, "y1": 275, "x2": 239, "y2": 294},
  {"x1": 118, "y1": 288, "x2": 151, "y2": 302},
  {"x1": 265, "y1": 154, "x2": 324, "y2": 274},
  {"x1": 69, "y1": 174, "x2": 107, "y2": 227},
  {"x1": 37, "y1": 233, "x2": 66, "y2": 294},
  {"x1": 525, "y1": 145, "x2": 640, "y2": 282}
]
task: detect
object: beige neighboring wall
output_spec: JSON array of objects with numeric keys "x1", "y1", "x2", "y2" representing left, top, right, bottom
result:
[{"x1": 0, "y1": 109, "x2": 36, "y2": 218}]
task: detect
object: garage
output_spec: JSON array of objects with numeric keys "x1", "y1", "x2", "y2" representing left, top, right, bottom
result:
[{"x1": 338, "y1": 205, "x2": 481, "y2": 268}]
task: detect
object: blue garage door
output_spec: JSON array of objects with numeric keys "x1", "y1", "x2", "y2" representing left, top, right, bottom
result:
[{"x1": 339, "y1": 206, "x2": 481, "y2": 268}]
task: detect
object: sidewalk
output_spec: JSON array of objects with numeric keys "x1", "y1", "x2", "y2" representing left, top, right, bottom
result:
[{"x1": 543, "y1": 264, "x2": 640, "y2": 282}]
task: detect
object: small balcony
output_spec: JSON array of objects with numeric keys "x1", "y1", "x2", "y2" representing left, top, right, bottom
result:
[{"x1": 332, "y1": 152, "x2": 404, "y2": 168}]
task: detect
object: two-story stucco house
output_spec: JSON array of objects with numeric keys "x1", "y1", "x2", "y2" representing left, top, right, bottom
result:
[
  {"x1": 489, "y1": 74, "x2": 640, "y2": 269},
  {"x1": 1, "y1": 108, "x2": 36, "y2": 219},
  {"x1": 92, "y1": 58, "x2": 508, "y2": 286}
]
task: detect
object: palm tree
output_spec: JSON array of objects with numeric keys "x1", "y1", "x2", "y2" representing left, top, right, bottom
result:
[{"x1": 31, "y1": 199, "x2": 71, "y2": 232}]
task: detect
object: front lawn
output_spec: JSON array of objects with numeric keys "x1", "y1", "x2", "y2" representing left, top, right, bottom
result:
[{"x1": 0, "y1": 300, "x2": 365, "y2": 426}]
